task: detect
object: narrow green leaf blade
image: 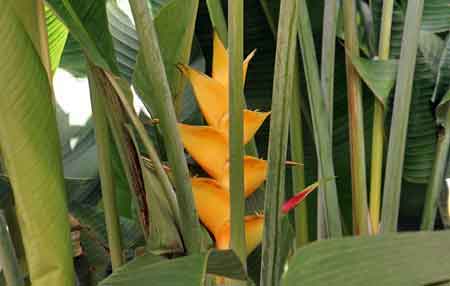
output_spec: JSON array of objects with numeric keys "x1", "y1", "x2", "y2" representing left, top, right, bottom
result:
[{"x1": 381, "y1": 0, "x2": 426, "y2": 232}]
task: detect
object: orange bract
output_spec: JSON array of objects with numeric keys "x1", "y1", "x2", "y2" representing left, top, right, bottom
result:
[
  {"x1": 215, "y1": 215, "x2": 265, "y2": 255},
  {"x1": 178, "y1": 33, "x2": 268, "y2": 257}
]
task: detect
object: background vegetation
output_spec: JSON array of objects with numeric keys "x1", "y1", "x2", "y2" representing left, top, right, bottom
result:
[{"x1": 0, "y1": 0, "x2": 450, "y2": 285}]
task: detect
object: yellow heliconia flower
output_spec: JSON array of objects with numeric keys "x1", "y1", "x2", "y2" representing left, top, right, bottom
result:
[
  {"x1": 178, "y1": 33, "x2": 268, "y2": 257},
  {"x1": 191, "y1": 177, "x2": 230, "y2": 236},
  {"x1": 211, "y1": 32, "x2": 256, "y2": 90},
  {"x1": 215, "y1": 215, "x2": 265, "y2": 255},
  {"x1": 218, "y1": 156, "x2": 268, "y2": 197}
]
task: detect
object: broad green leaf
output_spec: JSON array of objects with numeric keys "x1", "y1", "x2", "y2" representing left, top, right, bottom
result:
[
  {"x1": 283, "y1": 231, "x2": 450, "y2": 285},
  {"x1": 433, "y1": 35, "x2": 450, "y2": 103},
  {"x1": 99, "y1": 249, "x2": 246, "y2": 285},
  {"x1": 0, "y1": 0, "x2": 75, "y2": 285},
  {"x1": 46, "y1": 0, "x2": 118, "y2": 71},
  {"x1": 351, "y1": 57, "x2": 397, "y2": 110},
  {"x1": 370, "y1": 2, "x2": 448, "y2": 183},
  {"x1": 373, "y1": 0, "x2": 450, "y2": 36},
  {"x1": 418, "y1": 31, "x2": 445, "y2": 79},
  {"x1": 59, "y1": 34, "x2": 87, "y2": 77},
  {"x1": 422, "y1": 0, "x2": 450, "y2": 33},
  {"x1": 46, "y1": 6, "x2": 68, "y2": 72}
]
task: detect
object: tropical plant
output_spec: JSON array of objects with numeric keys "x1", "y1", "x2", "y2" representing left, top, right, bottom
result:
[{"x1": 0, "y1": 0, "x2": 450, "y2": 286}]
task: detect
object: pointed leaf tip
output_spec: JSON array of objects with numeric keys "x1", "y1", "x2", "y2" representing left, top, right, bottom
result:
[{"x1": 282, "y1": 182, "x2": 319, "y2": 214}]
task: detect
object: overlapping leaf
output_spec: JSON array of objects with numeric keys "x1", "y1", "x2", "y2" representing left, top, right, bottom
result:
[
  {"x1": 0, "y1": 1, "x2": 75, "y2": 285},
  {"x1": 99, "y1": 250, "x2": 246, "y2": 285},
  {"x1": 283, "y1": 231, "x2": 450, "y2": 285}
]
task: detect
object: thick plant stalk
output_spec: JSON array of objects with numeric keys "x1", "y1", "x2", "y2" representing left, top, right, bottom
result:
[
  {"x1": 318, "y1": 0, "x2": 338, "y2": 239},
  {"x1": 296, "y1": 0, "x2": 343, "y2": 237},
  {"x1": 380, "y1": 0, "x2": 425, "y2": 233},
  {"x1": 128, "y1": 0, "x2": 202, "y2": 253},
  {"x1": 228, "y1": 0, "x2": 247, "y2": 270},
  {"x1": 260, "y1": 0, "x2": 297, "y2": 285},
  {"x1": 87, "y1": 60, "x2": 124, "y2": 270},
  {"x1": 290, "y1": 67, "x2": 309, "y2": 248},
  {"x1": 342, "y1": 0, "x2": 369, "y2": 235},
  {"x1": 0, "y1": 212, "x2": 23, "y2": 286},
  {"x1": 370, "y1": 0, "x2": 394, "y2": 234}
]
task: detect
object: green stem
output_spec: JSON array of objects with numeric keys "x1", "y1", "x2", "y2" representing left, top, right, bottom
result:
[
  {"x1": 342, "y1": 0, "x2": 369, "y2": 235},
  {"x1": 321, "y1": 0, "x2": 337, "y2": 129},
  {"x1": 260, "y1": 1, "x2": 297, "y2": 285},
  {"x1": 290, "y1": 65, "x2": 308, "y2": 248},
  {"x1": 128, "y1": 0, "x2": 202, "y2": 253},
  {"x1": 369, "y1": 101, "x2": 384, "y2": 234},
  {"x1": 296, "y1": 0, "x2": 343, "y2": 238},
  {"x1": 318, "y1": 0, "x2": 338, "y2": 240},
  {"x1": 206, "y1": 0, "x2": 227, "y2": 46},
  {"x1": 0, "y1": 212, "x2": 23, "y2": 286},
  {"x1": 370, "y1": 0, "x2": 394, "y2": 234},
  {"x1": 87, "y1": 61, "x2": 124, "y2": 270},
  {"x1": 378, "y1": 0, "x2": 395, "y2": 60},
  {"x1": 380, "y1": 0, "x2": 425, "y2": 233},
  {"x1": 421, "y1": 112, "x2": 450, "y2": 229},
  {"x1": 228, "y1": 0, "x2": 247, "y2": 269}
]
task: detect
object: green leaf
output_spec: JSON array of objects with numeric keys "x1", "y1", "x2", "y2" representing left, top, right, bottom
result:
[
  {"x1": 433, "y1": 35, "x2": 450, "y2": 103},
  {"x1": 381, "y1": 0, "x2": 425, "y2": 232},
  {"x1": 296, "y1": 0, "x2": 342, "y2": 237},
  {"x1": 0, "y1": 0, "x2": 75, "y2": 285},
  {"x1": 99, "y1": 250, "x2": 246, "y2": 285},
  {"x1": 421, "y1": 89, "x2": 450, "y2": 230},
  {"x1": 386, "y1": 4, "x2": 438, "y2": 184},
  {"x1": 282, "y1": 230, "x2": 450, "y2": 285},
  {"x1": 46, "y1": 5, "x2": 68, "y2": 72},
  {"x1": 260, "y1": 0, "x2": 297, "y2": 284},
  {"x1": 205, "y1": 0, "x2": 227, "y2": 46},
  {"x1": 129, "y1": 0, "x2": 202, "y2": 254},
  {"x1": 133, "y1": 0, "x2": 200, "y2": 112},
  {"x1": 351, "y1": 57, "x2": 397, "y2": 108},
  {"x1": 46, "y1": 0, "x2": 118, "y2": 71},
  {"x1": 421, "y1": 0, "x2": 450, "y2": 33},
  {"x1": 418, "y1": 31, "x2": 445, "y2": 79}
]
